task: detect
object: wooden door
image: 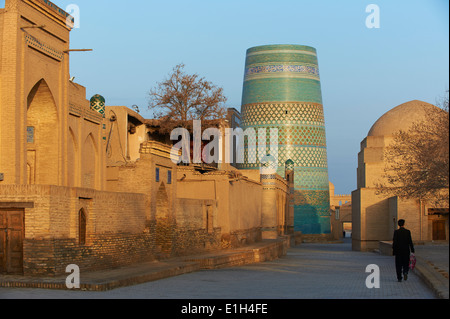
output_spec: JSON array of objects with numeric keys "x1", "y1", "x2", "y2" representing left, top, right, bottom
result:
[
  {"x1": 433, "y1": 220, "x2": 446, "y2": 240},
  {"x1": 0, "y1": 210, "x2": 24, "y2": 274}
]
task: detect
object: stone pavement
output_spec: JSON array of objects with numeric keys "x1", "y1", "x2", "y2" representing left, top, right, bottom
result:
[
  {"x1": 414, "y1": 243, "x2": 449, "y2": 299},
  {"x1": 0, "y1": 238, "x2": 288, "y2": 292},
  {"x1": 0, "y1": 238, "x2": 447, "y2": 299}
]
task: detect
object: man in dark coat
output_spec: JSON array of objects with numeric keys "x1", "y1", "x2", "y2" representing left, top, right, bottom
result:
[{"x1": 393, "y1": 219, "x2": 415, "y2": 282}]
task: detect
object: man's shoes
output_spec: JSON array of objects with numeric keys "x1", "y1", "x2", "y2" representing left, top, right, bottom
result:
[
  {"x1": 398, "y1": 278, "x2": 402, "y2": 282},
  {"x1": 403, "y1": 273, "x2": 408, "y2": 281}
]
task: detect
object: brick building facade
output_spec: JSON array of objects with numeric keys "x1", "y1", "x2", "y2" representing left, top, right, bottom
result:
[
  {"x1": 352, "y1": 101, "x2": 449, "y2": 251},
  {"x1": 0, "y1": 0, "x2": 293, "y2": 276}
]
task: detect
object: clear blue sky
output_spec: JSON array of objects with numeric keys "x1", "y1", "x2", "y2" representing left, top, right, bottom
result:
[{"x1": 2, "y1": 0, "x2": 448, "y2": 194}]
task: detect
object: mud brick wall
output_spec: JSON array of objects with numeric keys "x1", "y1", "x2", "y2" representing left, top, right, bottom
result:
[
  {"x1": 172, "y1": 227, "x2": 222, "y2": 256},
  {"x1": 23, "y1": 234, "x2": 157, "y2": 276},
  {"x1": 230, "y1": 227, "x2": 262, "y2": 247}
]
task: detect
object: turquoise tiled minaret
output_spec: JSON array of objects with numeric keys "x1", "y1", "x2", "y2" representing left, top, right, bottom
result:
[{"x1": 239, "y1": 44, "x2": 331, "y2": 234}]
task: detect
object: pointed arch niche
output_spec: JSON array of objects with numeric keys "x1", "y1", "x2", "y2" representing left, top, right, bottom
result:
[
  {"x1": 26, "y1": 79, "x2": 59, "y2": 185},
  {"x1": 67, "y1": 127, "x2": 79, "y2": 187},
  {"x1": 81, "y1": 133, "x2": 98, "y2": 189}
]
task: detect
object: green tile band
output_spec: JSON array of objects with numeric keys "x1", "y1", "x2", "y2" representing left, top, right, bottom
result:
[{"x1": 239, "y1": 44, "x2": 331, "y2": 234}]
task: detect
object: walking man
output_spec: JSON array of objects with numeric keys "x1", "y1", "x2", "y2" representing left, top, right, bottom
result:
[{"x1": 393, "y1": 219, "x2": 415, "y2": 282}]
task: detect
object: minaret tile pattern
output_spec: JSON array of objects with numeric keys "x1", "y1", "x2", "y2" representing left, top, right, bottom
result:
[{"x1": 239, "y1": 44, "x2": 331, "y2": 234}]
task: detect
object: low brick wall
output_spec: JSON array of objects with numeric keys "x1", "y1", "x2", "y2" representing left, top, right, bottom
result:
[
  {"x1": 24, "y1": 234, "x2": 157, "y2": 276},
  {"x1": 185, "y1": 237, "x2": 290, "y2": 270},
  {"x1": 252, "y1": 238, "x2": 289, "y2": 263},
  {"x1": 301, "y1": 233, "x2": 334, "y2": 243},
  {"x1": 160, "y1": 224, "x2": 223, "y2": 258},
  {"x1": 227, "y1": 227, "x2": 262, "y2": 248}
]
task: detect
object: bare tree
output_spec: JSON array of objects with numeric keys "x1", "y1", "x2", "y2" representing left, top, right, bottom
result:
[
  {"x1": 148, "y1": 64, "x2": 227, "y2": 133},
  {"x1": 376, "y1": 92, "x2": 449, "y2": 206}
]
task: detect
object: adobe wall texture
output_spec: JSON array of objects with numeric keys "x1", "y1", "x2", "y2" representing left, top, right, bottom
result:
[{"x1": 176, "y1": 167, "x2": 264, "y2": 248}]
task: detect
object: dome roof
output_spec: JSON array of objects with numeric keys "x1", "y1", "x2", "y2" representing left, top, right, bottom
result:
[
  {"x1": 90, "y1": 94, "x2": 106, "y2": 118},
  {"x1": 368, "y1": 100, "x2": 438, "y2": 137},
  {"x1": 90, "y1": 94, "x2": 105, "y2": 103}
]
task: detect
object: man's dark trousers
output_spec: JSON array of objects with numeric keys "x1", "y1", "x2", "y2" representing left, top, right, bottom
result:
[
  {"x1": 395, "y1": 254, "x2": 410, "y2": 280},
  {"x1": 393, "y1": 227, "x2": 415, "y2": 281}
]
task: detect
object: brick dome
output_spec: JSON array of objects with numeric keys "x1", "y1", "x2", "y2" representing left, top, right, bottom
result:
[{"x1": 367, "y1": 100, "x2": 438, "y2": 137}]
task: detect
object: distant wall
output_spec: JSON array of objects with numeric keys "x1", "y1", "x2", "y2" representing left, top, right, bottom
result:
[
  {"x1": 177, "y1": 168, "x2": 263, "y2": 248},
  {"x1": 330, "y1": 203, "x2": 352, "y2": 240}
]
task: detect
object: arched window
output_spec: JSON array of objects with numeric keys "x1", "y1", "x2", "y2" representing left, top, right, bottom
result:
[
  {"x1": 79, "y1": 209, "x2": 87, "y2": 245},
  {"x1": 285, "y1": 159, "x2": 295, "y2": 182}
]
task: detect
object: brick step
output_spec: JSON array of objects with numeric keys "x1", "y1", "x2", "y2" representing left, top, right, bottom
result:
[
  {"x1": 184, "y1": 238, "x2": 289, "y2": 269},
  {"x1": 0, "y1": 237, "x2": 290, "y2": 291},
  {"x1": 0, "y1": 261, "x2": 201, "y2": 292},
  {"x1": 184, "y1": 251, "x2": 255, "y2": 269}
]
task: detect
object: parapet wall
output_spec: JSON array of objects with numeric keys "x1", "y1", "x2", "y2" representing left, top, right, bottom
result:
[{"x1": 176, "y1": 167, "x2": 263, "y2": 248}]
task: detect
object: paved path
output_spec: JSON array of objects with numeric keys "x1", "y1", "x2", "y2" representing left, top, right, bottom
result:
[
  {"x1": 0, "y1": 239, "x2": 438, "y2": 299},
  {"x1": 415, "y1": 244, "x2": 449, "y2": 274}
]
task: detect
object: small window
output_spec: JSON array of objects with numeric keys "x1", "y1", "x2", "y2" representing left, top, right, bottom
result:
[
  {"x1": 79, "y1": 209, "x2": 87, "y2": 245},
  {"x1": 27, "y1": 127, "x2": 35, "y2": 143},
  {"x1": 156, "y1": 167, "x2": 160, "y2": 182},
  {"x1": 167, "y1": 170, "x2": 172, "y2": 184},
  {"x1": 335, "y1": 208, "x2": 340, "y2": 220}
]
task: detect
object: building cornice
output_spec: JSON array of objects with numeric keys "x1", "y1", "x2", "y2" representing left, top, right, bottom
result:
[{"x1": 23, "y1": 0, "x2": 74, "y2": 30}]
